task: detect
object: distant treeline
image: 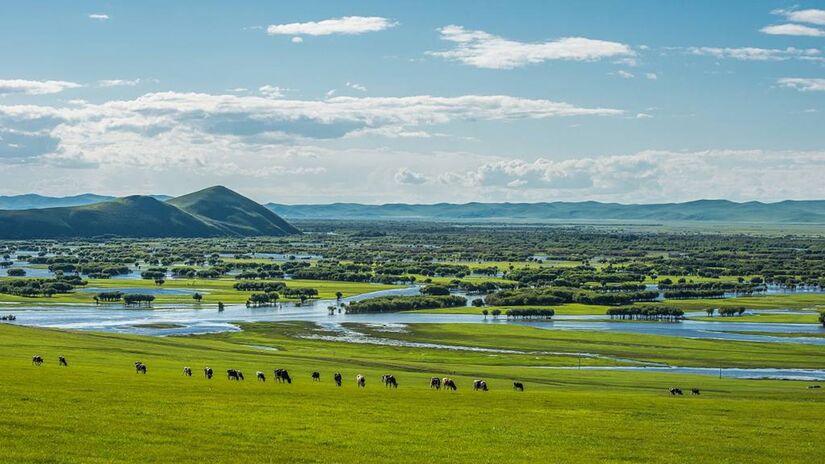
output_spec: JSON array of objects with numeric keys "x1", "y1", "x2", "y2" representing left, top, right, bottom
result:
[
  {"x1": 0, "y1": 277, "x2": 85, "y2": 298},
  {"x1": 347, "y1": 295, "x2": 467, "y2": 314},
  {"x1": 485, "y1": 288, "x2": 658, "y2": 307},
  {"x1": 606, "y1": 305, "x2": 684, "y2": 321}
]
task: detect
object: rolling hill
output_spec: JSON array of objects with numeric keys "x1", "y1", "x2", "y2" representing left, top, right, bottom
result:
[
  {"x1": 0, "y1": 187, "x2": 298, "y2": 238},
  {"x1": 266, "y1": 200, "x2": 825, "y2": 223}
]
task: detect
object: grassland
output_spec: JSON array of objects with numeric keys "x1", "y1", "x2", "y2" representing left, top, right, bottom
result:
[
  {"x1": 0, "y1": 277, "x2": 401, "y2": 305},
  {"x1": 0, "y1": 322, "x2": 822, "y2": 463}
]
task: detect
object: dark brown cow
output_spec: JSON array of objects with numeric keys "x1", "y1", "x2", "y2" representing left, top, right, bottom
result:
[
  {"x1": 311, "y1": 371, "x2": 320, "y2": 381},
  {"x1": 58, "y1": 356, "x2": 68, "y2": 367},
  {"x1": 333, "y1": 372, "x2": 342, "y2": 387},
  {"x1": 513, "y1": 381, "x2": 524, "y2": 391},
  {"x1": 32, "y1": 355, "x2": 44, "y2": 366}
]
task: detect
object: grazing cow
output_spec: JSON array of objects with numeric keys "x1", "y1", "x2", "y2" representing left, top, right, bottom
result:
[
  {"x1": 135, "y1": 363, "x2": 147, "y2": 375},
  {"x1": 32, "y1": 355, "x2": 44, "y2": 366},
  {"x1": 430, "y1": 377, "x2": 441, "y2": 390},
  {"x1": 356, "y1": 374, "x2": 366, "y2": 388},
  {"x1": 513, "y1": 381, "x2": 524, "y2": 392},
  {"x1": 473, "y1": 379, "x2": 488, "y2": 391},
  {"x1": 256, "y1": 371, "x2": 266, "y2": 382},
  {"x1": 443, "y1": 379, "x2": 457, "y2": 391},
  {"x1": 808, "y1": 385, "x2": 821, "y2": 389},
  {"x1": 183, "y1": 367, "x2": 192, "y2": 377},
  {"x1": 58, "y1": 356, "x2": 68, "y2": 367},
  {"x1": 227, "y1": 369, "x2": 242, "y2": 381},
  {"x1": 311, "y1": 371, "x2": 320, "y2": 381},
  {"x1": 274, "y1": 369, "x2": 292, "y2": 384},
  {"x1": 334, "y1": 372, "x2": 343, "y2": 387},
  {"x1": 691, "y1": 388, "x2": 700, "y2": 395},
  {"x1": 669, "y1": 388, "x2": 683, "y2": 396},
  {"x1": 204, "y1": 367, "x2": 214, "y2": 379},
  {"x1": 382, "y1": 374, "x2": 398, "y2": 388}
]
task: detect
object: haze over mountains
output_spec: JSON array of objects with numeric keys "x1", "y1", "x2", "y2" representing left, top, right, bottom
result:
[
  {"x1": 3, "y1": 190, "x2": 825, "y2": 226},
  {"x1": 0, "y1": 186, "x2": 299, "y2": 239}
]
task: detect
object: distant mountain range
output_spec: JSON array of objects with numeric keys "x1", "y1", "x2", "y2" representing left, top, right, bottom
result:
[
  {"x1": 0, "y1": 193, "x2": 172, "y2": 210},
  {"x1": 265, "y1": 200, "x2": 825, "y2": 223},
  {"x1": 3, "y1": 190, "x2": 825, "y2": 225},
  {"x1": 0, "y1": 186, "x2": 299, "y2": 238}
]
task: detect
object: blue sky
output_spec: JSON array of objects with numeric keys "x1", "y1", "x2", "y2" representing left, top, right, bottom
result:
[{"x1": 1, "y1": 1, "x2": 824, "y2": 203}]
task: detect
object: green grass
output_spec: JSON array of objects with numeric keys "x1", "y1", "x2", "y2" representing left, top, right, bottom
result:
[
  {"x1": 0, "y1": 277, "x2": 402, "y2": 305},
  {"x1": 0, "y1": 322, "x2": 823, "y2": 463},
  {"x1": 691, "y1": 312, "x2": 822, "y2": 324},
  {"x1": 672, "y1": 294, "x2": 825, "y2": 311}
]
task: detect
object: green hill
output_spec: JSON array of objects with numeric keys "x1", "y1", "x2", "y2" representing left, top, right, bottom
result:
[
  {"x1": 0, "y1": 187, "x2": 298, "y2": 238},
  {"x1": 167, "y1": 186, "x2": 300, "y2": 236}
]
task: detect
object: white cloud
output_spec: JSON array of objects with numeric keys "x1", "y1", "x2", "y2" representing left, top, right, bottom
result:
[
  {"x1": 0, "y1": 91, "x2": 623, "y2": 170},
  {"x1": 778, "y1": 77, "x2": 825, "y2": 92},
  {"x1": 772, "y1": 8, "x2": 825, "y2": 26},
  {"x1": 98, "y1": 79, "x2": 141, "y2": 87},
  {"x1": 88, "y1": 14, "x2": 109, "y2": 21},
  {"x1": 615, "y1": 70, "x2": 635, "y2": 79},
  {"x1": 635, "y1": 113, "x2": 653, "y2": 119},
  {"x1": 325, "y1": 89, "x2": 337, "y2": 97},
  {"x1": 687, "y1": 46, "x2": 822, "y2": 61},
  {"x1": 0, "y1": 79, "x2": 82, "y2": 95},
  {"x1": 436, "y1": 150, "x2": 825, "y2": 203},
  {"x1": 259, "y1": 85, "x2": 286, "y2": 98},
  {"x1": 346, "y1": 81, "x2": 367, "y2": 92},
  {"x1": 266, "y1": 16, "x2": 397, "y2": 36},
  {"x1": 645, "y1": 73, "x2": 658, "y2": 80},
  {"x1": 428, "y1": 25, "x2": 634, "y2": 69},
  {"x1": 760, "y1": 24, "x2": 825, "y2": 37},
  {"x1": 291, "y1": 36, "x2": 303, "y2": 43},
  {"x1": 394, "y1": 167, "x2": 430, "y2": 185}
]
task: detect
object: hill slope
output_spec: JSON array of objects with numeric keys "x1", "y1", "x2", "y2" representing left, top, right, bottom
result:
[
  {"x1": 266, "y1": 200, "x2": 825, "y2": 223},
  {"x1": 168, "y1": 186, "x2": 300, "y2": 236},
  {"x1": 0, "y1": 187, "x2": 298, "y2": 238}
]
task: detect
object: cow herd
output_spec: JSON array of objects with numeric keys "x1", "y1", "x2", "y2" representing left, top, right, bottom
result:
[
  {"x1": 29, "y1": 355, "x2": 723, "y2": 396},
  {"x1": 669, "y1": 387, "x2": 700, "y2": 396}
]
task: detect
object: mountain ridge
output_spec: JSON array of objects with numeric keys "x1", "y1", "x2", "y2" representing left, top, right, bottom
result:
[{"x1": 0, "y1": 187, "x2": 298, "y2": 238}]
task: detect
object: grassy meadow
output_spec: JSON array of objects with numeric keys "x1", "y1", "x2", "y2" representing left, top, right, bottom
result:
[{"x1": 0, "y1": 322, "x2": 822, "y2": 463}]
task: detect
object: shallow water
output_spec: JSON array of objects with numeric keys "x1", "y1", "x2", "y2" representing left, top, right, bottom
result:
[{"x1": 530, "y1": 366, "x2": 825, "y2": 381}]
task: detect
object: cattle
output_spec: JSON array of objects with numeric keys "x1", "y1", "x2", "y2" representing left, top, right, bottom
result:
[
  {"x1": 382, "y1": 374, "x2": 398, "y2": 388},
  {"x1": 473, "y1": 379, "x2": 488, "y2": 391},
  {"x1": 31, "y1": 355, "x2": 44, "y2": 366},
  {"x1": 274, "y1": 369, "x2": 292, "y2": 384},
  {"x1": 807, "y1": 385, "x2": 821, "y2": 389},
  {"x1": 204, "y1": 367, "x2": 214, "y2": 379},
  {"x1": 135, "y1": 363, "x2": 147, "y2": 375},
  {"x1": 311, "y1": 371, "x2": 320, "y2": 381},
  {"x1": 443, "y1": 378, "x2": 457, "y2": 391},
  {"x1": 513, "y1": 381, "x2": 524, "y2": 392},
  {"x1": 691, "y1": 388, "x2": 700, "y2": 395},
  {"x1": 333, "y1": 372, "x2": 342, "y2": 387},
  {"x1": 58, "y1": 356, "x2": 68, "y2": 367},
  {"x1": 256, "y1": 371, "x2": 266, "y2": 382},
  {"x1": 182, "y1": 367, "x2": 192, "y2": 377},
  {"x1": 226, "y1": 369, "x2": 243, "y2": 381},
  {"x1": 356, "y1": 374, "x2": 366, "y2": 388},
  {"x1": 430, "y1": 377, "x2": 441, "y2": 390},
  {"x1": 669, "y1": 388, "x2": 683, "y2": 396}
]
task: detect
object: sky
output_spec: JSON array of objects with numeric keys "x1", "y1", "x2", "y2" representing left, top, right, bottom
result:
[{"x1": 1, "y1": 0, "x2": 824, "y2": 204}]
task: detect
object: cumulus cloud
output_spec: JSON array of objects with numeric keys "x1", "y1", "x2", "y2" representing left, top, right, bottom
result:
[
  {"x1": 258, "y1": 85, "x2": 287, "y2": 98},
  {"x1": 778, "y1": 77, "x2": 825, "y2": 92},
  {"x1": 645, "y1": 73, "x2": 658, "y2": 80},
  {"x1": 760, "y1": 24, "x2": 825, "y2": 37},
  {"x1": 394, "y1": 167, "x2": 430, "y2": 185},
  {"x1": 435, "y1": 150, "x2": 825, "y2": 203},
  {"x1": 687, "y1": 46, "x2": 822, "y2": 61},
  {"x1": 614, "y1": 70, "x2": 635, "y2": 79},
  {"x1": 88, "y1": 14, "x2": 109, "y2": 21},
  {"x1": 346, "y1": 82, "x2": 367, "y2": 92},
  {"x1": 772, "y1": 8, "x2": 825, "y2": 26},
  {"x1": 291, "y1": 36, "x2": 303, "y2": 43},
  {"x1": 0, "y1": 79, "x2": 82, "y2": 96},
  {"x1": 266, "y1": 16, "x2": 397, "y2": 36},
  {"x1": 428, "y1": 25, "x2": 634, "y2": 69},
  {"x1": 0, "y1": 90, "x2": 622, "y2": 170},
  {"x1": 98, "y1": 79, "x2": 141, "y2": 87}
]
